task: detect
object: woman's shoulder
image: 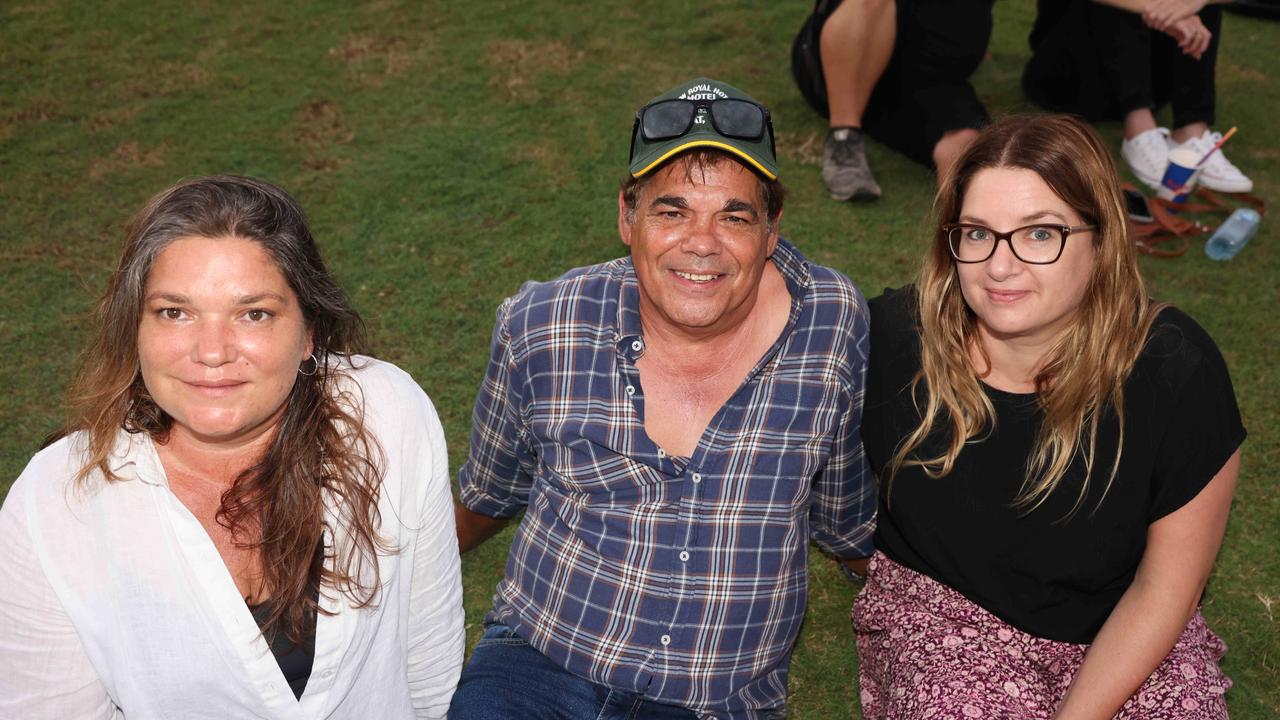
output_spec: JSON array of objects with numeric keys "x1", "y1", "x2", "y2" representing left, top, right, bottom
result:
[
  {"x1": 4, "y1": 432, "x2": 97, "y2": 519},
  {"x1": 333, "y1": 355, "x2": 429, "y2": 403},
  {"x1": 869, "y1": 284, "x2": 920, "y2": 329},
  {"x1": 1147, "y1": 305, "x2": 1217, "y2": 349},
  {"x1": 14, "y1": 432, "x2": 92, "y2": 485},
  {"x1": 1139, "y1": 305, "x2": 1233, "y2": 393},
  {"x1": 868, "y1": 285, "x2": 922, "y2": 352},
  {"x1": 869, "y1": 284, "x2": 918, "y2": 317},
  {"x1": 332, "y1": 355, "x2": 441, "y2": 432}
]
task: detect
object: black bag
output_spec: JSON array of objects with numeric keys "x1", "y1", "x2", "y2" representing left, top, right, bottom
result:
[{"x1": 790, "y1": 0, "x2": 844, "y2": 118}]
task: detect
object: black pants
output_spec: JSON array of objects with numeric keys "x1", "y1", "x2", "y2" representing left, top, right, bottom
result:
[
  {"x1": 795, "y1": 0, "x2": 994, "y2": 168},
  {"x1": 862, "y1": 0, "x2": 994, "y2": 167},
  {"x1": 1022, "y1": 0, "x2": 1219, "y2": 129}
]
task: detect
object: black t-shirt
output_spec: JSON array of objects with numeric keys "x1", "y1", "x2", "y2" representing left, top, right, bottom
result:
[{"x1": 864, "y1": 287, "x2": 1246, "y2": 644}]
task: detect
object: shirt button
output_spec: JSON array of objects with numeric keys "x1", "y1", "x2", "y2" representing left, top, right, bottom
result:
[
  {"x1": 691, "y1": 472, "x2": 702, "y2": 484},
  {"x1": 657, "y1": 448, "x2": 666, "y2": 458},
  {"x1": 625, "y1": 385, "x2": 635, "y2": 396},
  {"x1": 660, "y1": 634, "x2": 671, "y2": 646},
  {"x1": 321, "y1": 668, "x2": 335, "y2": 679},
  {"x1": 678, "y1": 550, "x2": 690, "y2": 562},
  {"x1": 631, "y1": 340, "x2": 644, "y2": 352}
]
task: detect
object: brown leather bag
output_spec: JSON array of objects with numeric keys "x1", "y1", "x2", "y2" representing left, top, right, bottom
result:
[{"x1": 1127, "y1": 184, "x2": 1266, "y2": 258}]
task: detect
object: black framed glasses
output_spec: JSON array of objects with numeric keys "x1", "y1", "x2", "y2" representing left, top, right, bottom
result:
[
  {"x1": 942, "y1": 223, "x2": 1096, "y2": 265},
  {"x1": 629, "y1": 98, "x2": 775, "y2": 160}
]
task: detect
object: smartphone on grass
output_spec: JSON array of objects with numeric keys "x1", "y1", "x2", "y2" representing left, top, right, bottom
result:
[{"x1": 1123, "y1": 188, "x2": 1154, "y2": 223}]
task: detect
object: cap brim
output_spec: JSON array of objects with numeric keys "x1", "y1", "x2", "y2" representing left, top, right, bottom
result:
[
  {"x1": 627, "y1": 77, "x2": 778, "y2": 180},
  {"x1": 630, "y1": 139, "x2": 778, "y2": 180}
]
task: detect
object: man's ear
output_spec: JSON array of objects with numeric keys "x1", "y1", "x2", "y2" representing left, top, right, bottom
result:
[
  {"x1": 765, "y1": 207, "x2": 783, "y2": 256},
  {"x1": 617, "y1": 190, "x2": 633, "y2": 247}
]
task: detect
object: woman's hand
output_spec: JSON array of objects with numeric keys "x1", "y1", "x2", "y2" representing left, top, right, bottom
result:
[
  {"x1": 1142, "y1": 0, "x2": 1208, "y2": 32},
  {"x1": 1163, "y1": 15, "x2": 1212, "y2": 60}
]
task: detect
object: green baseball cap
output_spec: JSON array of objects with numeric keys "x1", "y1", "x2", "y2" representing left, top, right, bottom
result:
[{"x1": 628, "y1": 77, "x2": 778, "y2": 180}]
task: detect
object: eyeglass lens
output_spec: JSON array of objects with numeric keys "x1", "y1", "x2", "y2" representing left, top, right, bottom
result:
[{"x1": 949, "y1": 225, "x2": 1065, "y2": 263}]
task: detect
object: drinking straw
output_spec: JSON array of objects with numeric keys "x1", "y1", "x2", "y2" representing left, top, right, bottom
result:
[{"x1": 1194, "y1": 126, "x2": 1237, "y2": 168}]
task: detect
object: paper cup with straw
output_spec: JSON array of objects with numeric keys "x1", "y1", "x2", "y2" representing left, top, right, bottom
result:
[
  {"x1": 1157, "y1": 147, "x2": 1203, "y2": 203},
  {"x1": 1158, "y1": 126, "x2": 1240, "y2": 203}
]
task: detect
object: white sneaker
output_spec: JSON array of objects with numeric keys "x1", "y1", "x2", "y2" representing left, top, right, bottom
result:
[
  {"x1": 1120, "y1": 127, "x2": 1171, "y2": 191},
  {"x1": 1172, "y1": 129, "x2": 1254, "y2": 193}
]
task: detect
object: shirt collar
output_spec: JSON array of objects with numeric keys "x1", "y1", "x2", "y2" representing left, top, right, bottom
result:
[{"x1": 105, "y1": 429, "x2": 168, "y2": 486}]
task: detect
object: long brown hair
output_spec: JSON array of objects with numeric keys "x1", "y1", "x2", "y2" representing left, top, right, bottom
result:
[
  {"x1": 62, "y1": 175, "x2": 388, "y2": 643},
  {"x1": 890, "y1": 115, "x2": 1165, "y2": 515}
]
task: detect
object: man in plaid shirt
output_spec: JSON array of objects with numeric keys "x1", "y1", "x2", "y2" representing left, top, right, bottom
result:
[{"x1": 448, "y1": 77, "x2": 876, "y2": 720}]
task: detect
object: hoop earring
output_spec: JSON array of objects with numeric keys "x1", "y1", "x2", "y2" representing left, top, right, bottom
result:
[{"x1": 298, "y1": 352, "x2": 319, "y2": 376}]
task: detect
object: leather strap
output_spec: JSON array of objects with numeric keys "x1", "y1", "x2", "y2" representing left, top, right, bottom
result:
[{"x1": 1126, "y1": 184, "x2": 1266, "y2": 258}]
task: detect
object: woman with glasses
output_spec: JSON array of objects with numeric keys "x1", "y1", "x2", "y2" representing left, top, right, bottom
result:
[
  {"x1": 0, "y1": 175, "x2": 464, "y2": 718},
  {"x1": 855, "y1": 115, "x2": 1243, "y2": 719}
]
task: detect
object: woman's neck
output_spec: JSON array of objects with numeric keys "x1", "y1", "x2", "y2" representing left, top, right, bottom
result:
[
  {"x1": 970, "y1": 328, "x2": 1055, "y2": 394},
  {"x1": 158, "y1": 424, "x2": 278, "y2": 488}
]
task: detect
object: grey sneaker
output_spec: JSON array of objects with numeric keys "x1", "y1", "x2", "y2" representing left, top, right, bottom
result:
[{"x1": 823, "y1": 127, "x2": 881, "y2": 201}]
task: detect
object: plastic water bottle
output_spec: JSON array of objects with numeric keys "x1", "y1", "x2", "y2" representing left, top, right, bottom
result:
[{"x1": 1204, "y1": 208, "x2": 1261, "y2": 261}]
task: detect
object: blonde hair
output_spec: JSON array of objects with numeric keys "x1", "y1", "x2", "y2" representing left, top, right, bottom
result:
[{"x1": 890, "y1": 115, "x2": 1165, "y2": 515}]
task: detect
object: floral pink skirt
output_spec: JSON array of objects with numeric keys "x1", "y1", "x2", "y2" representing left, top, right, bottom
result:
[{"x1": 852, "y1": 552, "x2": 1231, "y2": 719}]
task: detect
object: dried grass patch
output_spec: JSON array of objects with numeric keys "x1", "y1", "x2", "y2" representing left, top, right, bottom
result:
[
  {"x1": 776, "y1": 130, "x2": 824, "y2": 167},
  {"x1": 484, "y1": 39, "x2": 583, "y2": 102},
  {"x1": 0, "y1": 99, "x2": 62, "y2": 142},
  {"x1": 285, "y1": 99, "x2": 355, "y2": 172},
  {"x1": 329, "y1": 32, "x2": 419, "y2": 87},
  {"x1": 87, "y1": 139, "x2": 167, "y2": 181}
]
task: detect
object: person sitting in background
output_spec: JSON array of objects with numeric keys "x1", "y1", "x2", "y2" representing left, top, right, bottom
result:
[
  {"x1": 0, "y1": 175, "x2": 464, "y2": 719},
  {"x1": 794, "y1": 0, "x2": 994, "y2": 199},
  {"x1": 856, "y1": 115, "x2": 1243, "y2": 718},
  {"x1": 1023, "y1": 0, "x2": 1253, "y2": 193}
]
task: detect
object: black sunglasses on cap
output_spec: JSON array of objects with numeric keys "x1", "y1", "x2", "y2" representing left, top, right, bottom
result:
[{"x1": 629, "y1": 98, "x2": 776, "y2": 159}]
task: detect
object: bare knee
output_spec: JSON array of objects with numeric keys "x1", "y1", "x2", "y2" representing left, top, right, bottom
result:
[
  {"x1": 851, "y1": 0, "x2": 894, "y2": 13},
  {"x1": 823, "y1": 0, "x2": 896, "y2": 39},
  {"x1": 933, "y1": 128, "x2": 981, "y2": 180}
]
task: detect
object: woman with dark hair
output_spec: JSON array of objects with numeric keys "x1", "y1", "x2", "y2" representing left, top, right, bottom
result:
[
  {"x1": 0, "y1": 175, "x2": 464, "y2": 718},
  {"x1": 855, "y1": 115, "x2": 1243, "y2": 718}
]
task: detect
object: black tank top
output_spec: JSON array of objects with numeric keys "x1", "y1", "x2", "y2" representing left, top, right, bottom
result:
[{"x1": 249, "y1": 583, "x2": 319, "y2": 700}]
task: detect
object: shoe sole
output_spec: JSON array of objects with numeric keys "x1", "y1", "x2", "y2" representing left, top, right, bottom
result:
[
  {"x1": 1125, "y1": 164, "x2": 1164, "y2": 191},
  {"x1": 830, "y1": 189, "x2": 882, "y2": 202},
  {"x1": 1198, "y1": 177, "x2": 1254, "y2": 194}
]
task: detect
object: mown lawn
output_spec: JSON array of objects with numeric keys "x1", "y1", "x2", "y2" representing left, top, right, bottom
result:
[{"x1": 2, "y1": 1, "x2": 1276, "y2": 716}]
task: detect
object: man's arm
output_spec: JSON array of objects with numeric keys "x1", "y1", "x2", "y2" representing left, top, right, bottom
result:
[
  {"x1": 455, "y1": 504, "x2": 511, "y2": 554},
  {"x1": 809, "y1": 291, "x2": 877, "y2": 566},
  {"x1": 455, "y1": 296, "x2": 533, "y2": 552}
]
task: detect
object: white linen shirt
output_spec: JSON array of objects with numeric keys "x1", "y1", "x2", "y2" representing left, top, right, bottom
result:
[{"x1": 0, "y1": 357, "x2": 464, "y2": 719}]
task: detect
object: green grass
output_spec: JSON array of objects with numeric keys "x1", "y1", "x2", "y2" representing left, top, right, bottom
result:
[{"x1": 2, "y1": 1, "x2": 1277, "y2": 716}]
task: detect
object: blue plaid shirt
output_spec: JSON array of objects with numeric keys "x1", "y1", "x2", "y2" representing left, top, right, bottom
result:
[{"x1": 458, "y1": 239, "x2": 876, "y2": 719}]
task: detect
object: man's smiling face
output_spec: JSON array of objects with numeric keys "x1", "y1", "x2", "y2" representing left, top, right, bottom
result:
[{"x1": 619, "y1": 155, "x2": 780, "y2": 341}]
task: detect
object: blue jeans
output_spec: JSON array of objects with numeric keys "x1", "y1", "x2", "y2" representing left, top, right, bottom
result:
[{"x1": 448, "y1": 623, "x2": 700, "y2": 720}]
